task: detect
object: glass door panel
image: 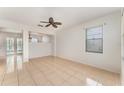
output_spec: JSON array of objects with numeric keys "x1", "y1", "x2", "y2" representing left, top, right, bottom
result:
[
  {"x1": 6, "y1": 37, "x2": 15, "y2": 55},
  {"x1": 17, "y1": 38, "x2": 23, "y2": 54}
]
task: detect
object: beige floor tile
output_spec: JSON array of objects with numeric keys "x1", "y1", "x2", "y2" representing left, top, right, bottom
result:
[
  {"x1": 45, "y1": 73, "x2": 65, "y2": 86},
  {"x1": 67, "y1": 77, "x2": 86, "y2": 86},
  {"x1": 0, "y1": 55, "x2": 121, "y2": 86},
  {"x1": 2, "y1": 76, "x2": 18, "y2": 86}
]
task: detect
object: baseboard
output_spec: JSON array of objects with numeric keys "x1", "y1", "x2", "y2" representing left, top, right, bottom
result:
[{"x1": 29, "y1": 55, "x2": 54, "y2": 60}]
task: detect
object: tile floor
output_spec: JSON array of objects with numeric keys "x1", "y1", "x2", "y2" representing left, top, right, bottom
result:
[{"x1": 0, "y1": 55, "x2": 121, "y2": 86}]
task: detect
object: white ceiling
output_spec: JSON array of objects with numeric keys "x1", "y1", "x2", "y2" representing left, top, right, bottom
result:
[{"x1": 0, "y1": 7, "x2": 121, "y2": 30}]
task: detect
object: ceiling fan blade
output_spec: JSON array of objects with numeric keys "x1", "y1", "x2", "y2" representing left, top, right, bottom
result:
[
  {"x1": 40, "y1": 21, "x2": 49, "y2": 23},
  {"x1": 52, "y1": 24, "x2": 57, "y2": 28},
  {"x1": 54, "y1": 22, "x2": 62, "y2": 25},
  {"x1": 45, "y1": 24, "x2": 51, "y2": 27},
  {"x1": 49, "y1": 17, "x2": 54, "y2": 23},
  {"x1": 37, "y1": 24, "x2": 43, "y2": 27}
]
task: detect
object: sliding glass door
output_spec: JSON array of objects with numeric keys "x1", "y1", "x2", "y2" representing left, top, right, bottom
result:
[
  {"x1": 6, "y1": 37, "x2": 15, "y2": 55},
  {"x1": 17, "y1": 38, "x2": 23, "y2": 54},
  {"x1": 6, "y1": 37, "x2": 23, "y2": 55}
]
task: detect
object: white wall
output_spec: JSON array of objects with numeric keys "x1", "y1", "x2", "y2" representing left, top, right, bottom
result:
[
  {"x1": 29, "y1": 35, "x2": 54, "y2": 59},
  {"x1": 29, "y1": 42, "x2": 52, "y2": 58},
  {"x1": 121, "y1": 9, "x2": 124, "y2": 85},
  {"x1": 56, "y1": 12, "x2": 121, "y2": 73}
]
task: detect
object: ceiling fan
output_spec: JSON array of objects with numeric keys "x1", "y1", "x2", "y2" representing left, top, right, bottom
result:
[{"x1": 38, "y1": 17, "x2": 62, "y2": 28}]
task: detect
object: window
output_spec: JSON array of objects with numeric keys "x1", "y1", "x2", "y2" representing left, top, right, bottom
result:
[{"x1": 86, "y1": 25, "x2": 103, "y2": 53}]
